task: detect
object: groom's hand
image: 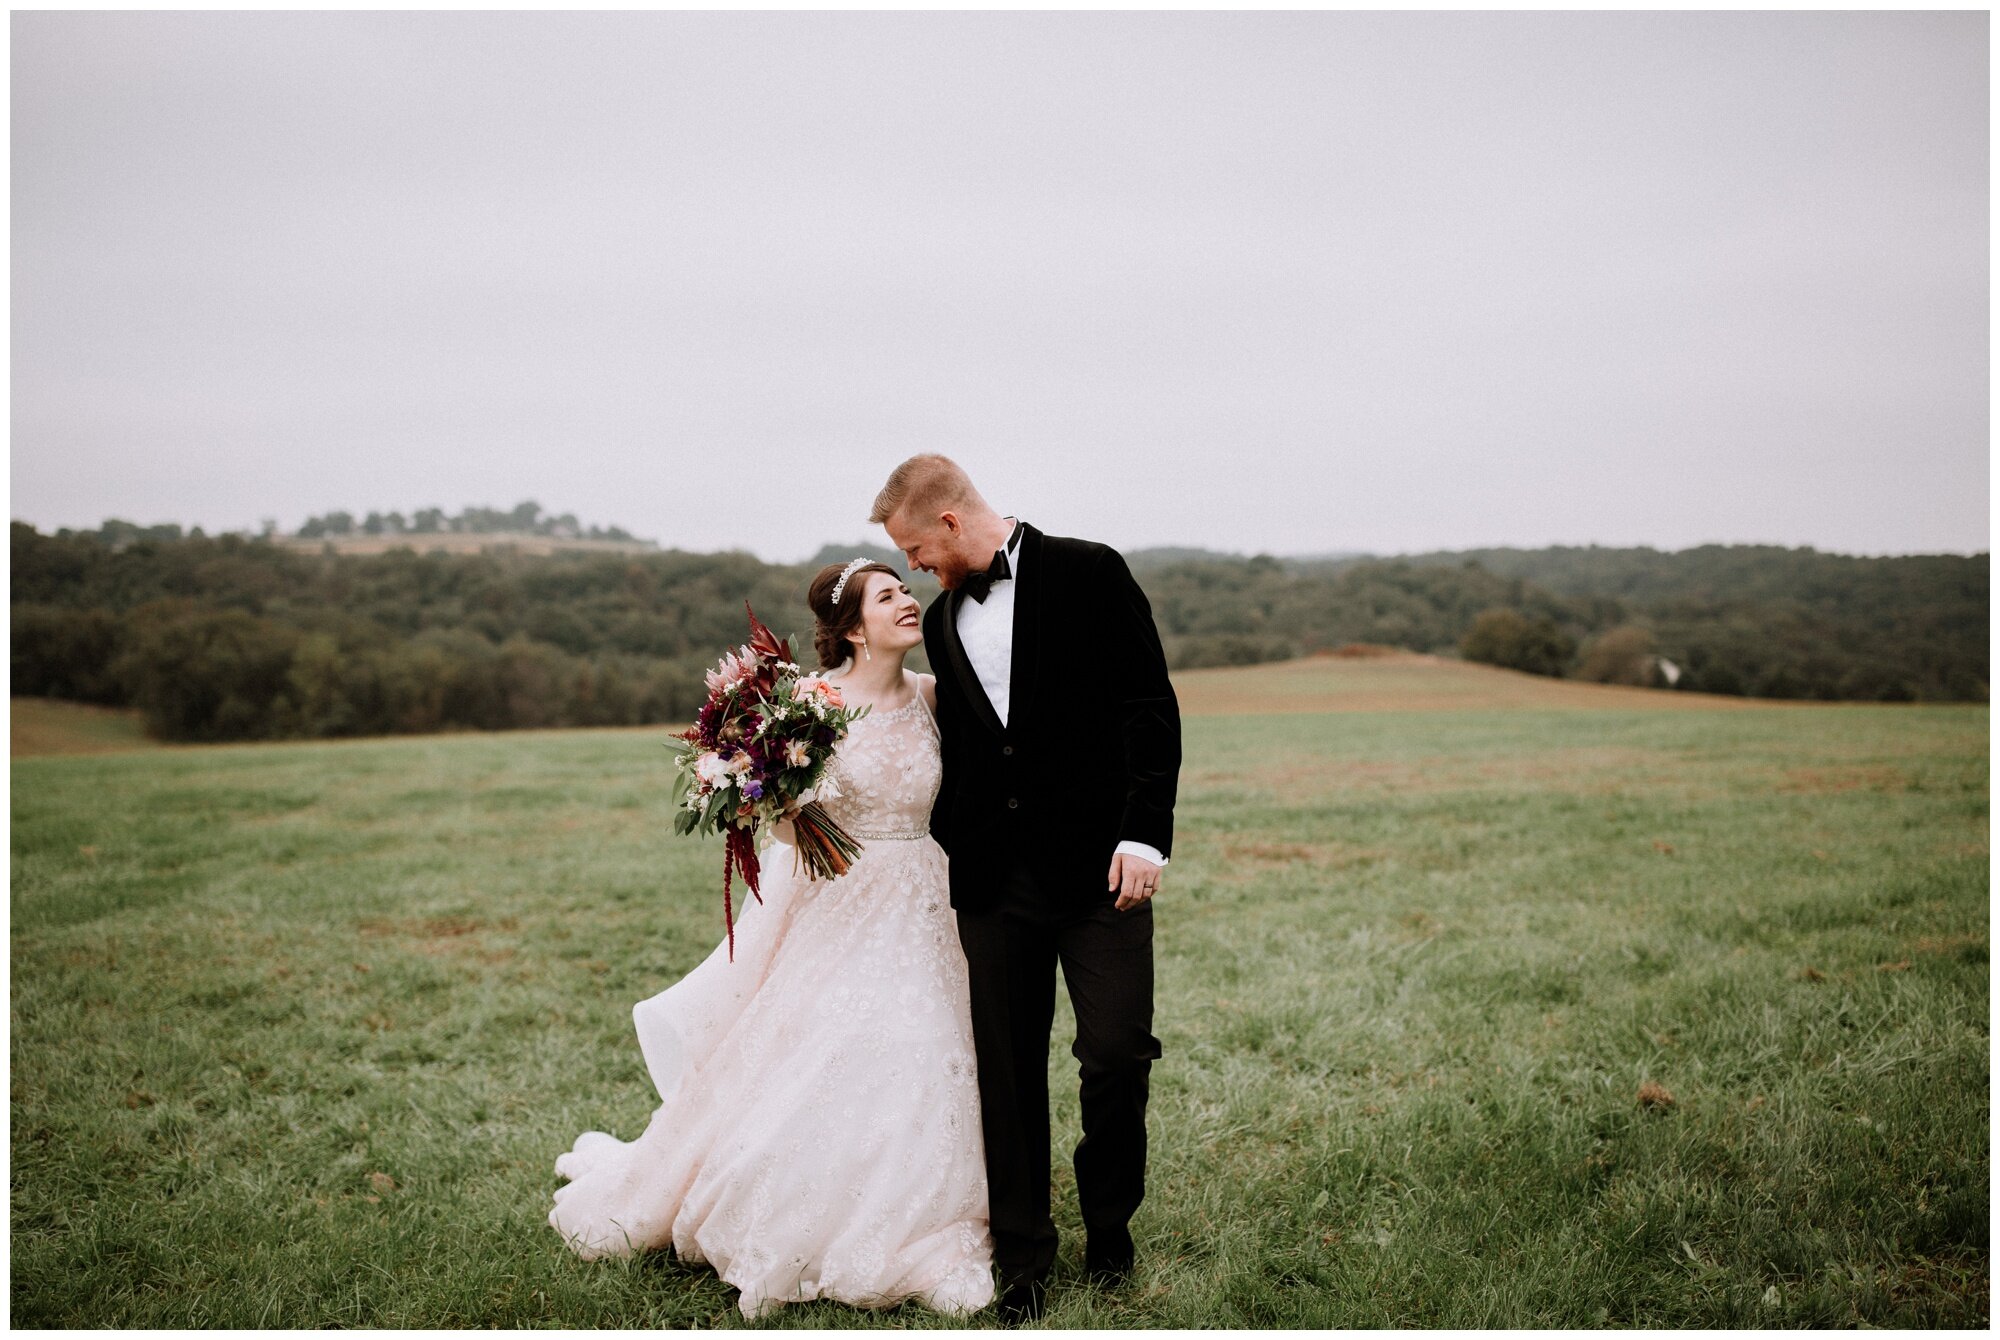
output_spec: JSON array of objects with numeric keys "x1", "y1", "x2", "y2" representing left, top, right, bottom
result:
[{"x1": 1109, "y1": 853, "x2": 1163, "y2": 911}]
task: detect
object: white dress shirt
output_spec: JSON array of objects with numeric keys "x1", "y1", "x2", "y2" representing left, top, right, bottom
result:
[{"x1": 955, "y1": 517, "x2": 1168, "y2": 871}]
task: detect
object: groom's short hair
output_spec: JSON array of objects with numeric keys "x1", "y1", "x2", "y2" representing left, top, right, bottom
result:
[{"x1": 870, "y1": 455, "x2": 981, "y2": 526}]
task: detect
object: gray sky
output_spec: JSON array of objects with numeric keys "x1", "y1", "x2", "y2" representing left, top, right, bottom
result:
[{"x1": 11, "y1": 10, "x2": 1989, "y2": 561}]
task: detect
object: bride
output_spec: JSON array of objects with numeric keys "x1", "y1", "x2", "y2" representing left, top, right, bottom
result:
[{"x1": 548, "y1": 558, "x2": 995, "y2": 1319}]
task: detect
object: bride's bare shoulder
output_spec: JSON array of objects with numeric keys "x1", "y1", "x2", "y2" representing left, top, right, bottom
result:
[{"x1": 912, "y1": 670, "x2": 938, "y2": 713}]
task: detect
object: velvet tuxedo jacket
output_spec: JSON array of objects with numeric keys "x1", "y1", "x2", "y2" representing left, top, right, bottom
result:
[{"x1": 921, "y1": 522, "x2": 1181, "y2": 912}]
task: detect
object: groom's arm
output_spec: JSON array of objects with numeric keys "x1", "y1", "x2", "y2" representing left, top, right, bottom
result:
[{"x1": 1095, "y1": 546, "x2": 1180, "y2": 860}]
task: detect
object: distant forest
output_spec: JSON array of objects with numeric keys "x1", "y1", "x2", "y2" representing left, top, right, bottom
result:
[
  {"x1": 65, "y1": 502, "x2": 644, "y2": 546},
  {"x1": 292, "y1": 501, "x2": 642, "y2": 543},
  {"x1": 11, "y1": 514, "x2": 1987, "y2": 742}
]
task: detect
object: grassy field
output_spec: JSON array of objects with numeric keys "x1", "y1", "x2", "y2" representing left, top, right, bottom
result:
[
  {"x1": 5, "y1": 649, "x2": 1753, "y2": 761},
  {"x1": 10, "y1": 658, "x2": 1989, "y2": 1326}
]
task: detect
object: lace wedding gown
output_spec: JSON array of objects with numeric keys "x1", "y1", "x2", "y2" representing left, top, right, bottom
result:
[{"x1": 549, "y1": 670, "x2": 994, "y2": 1319}]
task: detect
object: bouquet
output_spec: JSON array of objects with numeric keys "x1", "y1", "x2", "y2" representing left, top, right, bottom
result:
[{"x1": 664, "y1": 603, "x2": 871, "y2": 958}]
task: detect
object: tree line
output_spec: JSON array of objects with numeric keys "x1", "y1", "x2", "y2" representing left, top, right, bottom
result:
[
  {"x1": 11, "y1": 522, "x2": 1987, "y2": 742},
  {"x1": 292, "y1": 500, "x2": 641, "y2": 542}
]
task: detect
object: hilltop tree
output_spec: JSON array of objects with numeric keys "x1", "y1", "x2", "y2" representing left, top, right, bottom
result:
[
  {"x1": 1578, "y1": 625, "x2": 1661, "y2": 686},
  {"x1": 12, "y1": 604, "x2": 123, "y2": 701},
  {"x1": 111, "y1": 601, "x2": 301, "y2": 740},
  {"x1": 1460, "y1": 608, "x2": 1576, "y2": 677}
]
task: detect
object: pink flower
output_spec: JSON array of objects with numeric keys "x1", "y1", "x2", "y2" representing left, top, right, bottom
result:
[
  {"x1": 705, "y1": 645, "x2": 757, "y2": 694},
  {"x1": 794, "y1": 675, "x2": 845, "y2": 708}
]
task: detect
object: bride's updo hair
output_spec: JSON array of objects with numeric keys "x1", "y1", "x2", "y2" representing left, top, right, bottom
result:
[{"x1": 806, "y1": 560, "x2": 901, "y2": 670}]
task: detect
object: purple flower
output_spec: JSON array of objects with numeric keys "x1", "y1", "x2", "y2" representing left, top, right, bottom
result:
[{"x1": 744, "y1": 779, "x2": 765, "y2": 800}]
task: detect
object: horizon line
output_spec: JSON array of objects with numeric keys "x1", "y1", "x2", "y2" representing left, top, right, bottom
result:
[{"x1": 10, "y1": 516, "x2": 1989, "y2": 565}]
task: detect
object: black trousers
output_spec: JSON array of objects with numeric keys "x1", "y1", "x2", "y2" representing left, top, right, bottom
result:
[{"x1": 955, "y1": 858, "x2": 1163, "y2": 1289}]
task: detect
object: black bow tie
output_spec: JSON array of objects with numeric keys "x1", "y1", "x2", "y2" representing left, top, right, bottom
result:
[{"x1": 960, "y1": 546, "x2": 1013, "y2": 604}]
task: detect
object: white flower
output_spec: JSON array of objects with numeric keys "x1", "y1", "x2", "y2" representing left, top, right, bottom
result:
[
  {"x1": 693, "y1": 752, "x2": 727, "y2": 785},
  {"x1": 784, "y1": 740, "x2": 811, "y2": 768}
]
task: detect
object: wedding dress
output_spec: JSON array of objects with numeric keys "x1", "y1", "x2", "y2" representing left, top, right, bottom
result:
[{"x1": 549, "y1": 668, "x2": 994, "y2": 1318}]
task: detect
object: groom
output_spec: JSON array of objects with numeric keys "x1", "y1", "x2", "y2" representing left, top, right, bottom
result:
[{"x1": 873, "y1": 456, "x2": 1180, "y2": 1322}]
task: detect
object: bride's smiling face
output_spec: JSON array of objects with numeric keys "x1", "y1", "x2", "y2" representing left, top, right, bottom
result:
[{"x1": 848, "y1": 572, "x2": 923, "y2": 659}]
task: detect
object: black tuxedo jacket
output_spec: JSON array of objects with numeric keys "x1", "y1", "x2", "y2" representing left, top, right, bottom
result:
[{"x1": 921, "y1": 522, "x2": 1181, "y2": 912}]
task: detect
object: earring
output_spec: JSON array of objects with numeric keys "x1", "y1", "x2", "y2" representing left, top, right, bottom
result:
[{"x1": 861, "y1": 639, "x2": 872, "y2": 662}]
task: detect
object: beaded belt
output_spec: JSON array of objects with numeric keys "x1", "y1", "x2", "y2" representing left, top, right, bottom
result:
[{"x1": 851, "y1": 828, "x2": 929, "y2": 841}]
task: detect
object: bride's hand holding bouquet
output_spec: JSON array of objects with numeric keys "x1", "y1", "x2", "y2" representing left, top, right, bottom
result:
[{"x1": 665, "y1": 603, "x2": 869, "y2": 958}]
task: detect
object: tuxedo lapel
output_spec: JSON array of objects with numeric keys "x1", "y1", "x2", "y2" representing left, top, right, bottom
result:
[
  {"x1": 937, "y1": 584, "x2": 1007, "y2": 738},
  {"x1": 1006, "y1": 522, "x2": 1044, "y2": 737}
]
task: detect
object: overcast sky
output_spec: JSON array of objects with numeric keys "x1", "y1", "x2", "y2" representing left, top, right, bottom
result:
[{"x1": 11, "y1": 10, "x2": 1988, "y2": 561}]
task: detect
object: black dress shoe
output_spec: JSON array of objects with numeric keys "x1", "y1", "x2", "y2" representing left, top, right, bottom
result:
[
  {"x1": 997, "y1": 1277, "x2": 1047, "y2": 1325},
  {"x1": 1084, "y1": 1227, "x2": 1135, "y2": 1287}
]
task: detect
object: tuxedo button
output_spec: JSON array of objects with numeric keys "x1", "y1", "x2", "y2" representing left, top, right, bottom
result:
[
  {"x1": 1002, "y1": 746, "x2": 1014, "y2": 756},
  {"x1": 1007, "y1": 798, "x2": 1019, "y2": 809}
]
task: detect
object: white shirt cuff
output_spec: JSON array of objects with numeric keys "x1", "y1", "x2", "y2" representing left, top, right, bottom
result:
[{"x1": 1113, "y1": 840, "x2": 1167, "y2": 868}]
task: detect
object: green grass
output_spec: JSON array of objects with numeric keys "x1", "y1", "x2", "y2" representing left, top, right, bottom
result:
[{"x1": 11, "y1": 702, "x2": 1988, "y2": 1326}]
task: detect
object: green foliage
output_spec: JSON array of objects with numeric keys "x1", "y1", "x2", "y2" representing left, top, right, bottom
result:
[
  {"x1": 9, "y1": 702, "x2": 1988, "y2": 1325},
  {"x1": 109, "y1": 601, "x2": 304, "y2": 742},
  {"x1": 1142, "y1": 554, "x2": 1613, "y2": 672},
  {"x1": 1578, "y1": 625, "x2": 1662, "y2": 687},
  {"x1": 1384, "y1": 544, "x2": 1989, "y2": 704},
  {"x1": 9, "y1": 524, "x2": 820, "y2": 741},
  {"x1": 1460, "y1": 608, "x2": 1578, "y2": 677},
  {"x1": 7, "y1": 523, "x2": 1989, "y2": 745},
  {"x1": 12, "y1": 604, "x2": 124, "y2": 702}
]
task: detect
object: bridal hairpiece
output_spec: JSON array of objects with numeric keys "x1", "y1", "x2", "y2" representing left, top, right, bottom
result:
[{"x1": 830, "y1": 556, "x2": 873, "y2": 605}]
